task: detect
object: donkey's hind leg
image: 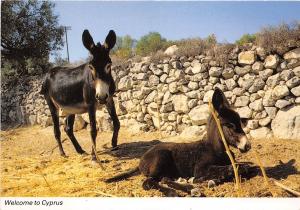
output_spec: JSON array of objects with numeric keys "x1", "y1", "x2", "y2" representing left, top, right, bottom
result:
[
  {"x1": 64, "y1": 115, "x2": 86, "y2": 154},
  {"x1": 142, "y1": 177, "x2": 178, "y2": 197},
  {"x1": 45, "y1": 97, "x2": 66, "y2": 157},
  {"x1": 106, "y1": 97, "x2": 120, "y2": 149},
  {"x1": 160, "y1": 177, "x2": 194, "y2": 193}
]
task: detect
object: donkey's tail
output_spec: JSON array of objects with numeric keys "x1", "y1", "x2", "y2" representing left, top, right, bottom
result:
[
  {"x1": 40, "y1": 73, "x2": 50, "y2": 95},
  {"x1": 105, "y1": 166, "x2": 140, "y2": 183},
  {"x1": 40, "y1": 80, "x2": 48, "y2": 95}
]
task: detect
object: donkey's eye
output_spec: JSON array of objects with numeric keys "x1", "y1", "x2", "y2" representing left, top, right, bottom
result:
[
  {"x1": 105, "y1": 63, "x2": 112, "y2": 74},
  {"x1": 224, "y1": 123, "x2": 236, "y2": 130}
]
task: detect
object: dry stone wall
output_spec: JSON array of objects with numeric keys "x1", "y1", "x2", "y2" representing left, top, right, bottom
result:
[{"x1": 1, "y1": 46, "x2": 300, "y2": 140}]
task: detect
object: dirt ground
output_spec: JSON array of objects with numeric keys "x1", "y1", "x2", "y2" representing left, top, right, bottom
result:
[{"x1": 1, "y1": 125, "x2": 300, "y2": 197}]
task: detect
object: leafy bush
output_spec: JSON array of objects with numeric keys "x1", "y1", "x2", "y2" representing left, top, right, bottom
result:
[
  {"x1": 1, "y1": 1, "x2": 64, "y2": 75},
  {"x1": 175, "y1": 34, "x2": 217, "y2": 57},
  {"x1": 112, "y1": 35, "x2": 136, "y2": 59},
  {"x1": 236, "y1": 34, "x2": 256, "y2": 45},
  {"x1": 136, "y1": 32, "x2": 171, "y2": 56},
  {"x1": 255, "y1": 22, "x2": 300, "y2": 55}
]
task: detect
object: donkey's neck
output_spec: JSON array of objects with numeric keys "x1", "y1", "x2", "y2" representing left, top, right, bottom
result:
[{"x1": 205, "y1": 115, "x2": 226, "y2": 155}]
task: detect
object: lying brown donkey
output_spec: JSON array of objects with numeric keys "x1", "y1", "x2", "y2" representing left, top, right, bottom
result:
[{"x1": 106, "y1": 87, "x2": 251, "y2": 194}]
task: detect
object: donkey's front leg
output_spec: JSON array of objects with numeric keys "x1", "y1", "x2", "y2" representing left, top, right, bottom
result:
[
  {"x1": 88, "y1": 105, "x2": 98, "y2": 161},
  {"x1": 106, "y1": 96, "x2": 120, "y2": 149}
]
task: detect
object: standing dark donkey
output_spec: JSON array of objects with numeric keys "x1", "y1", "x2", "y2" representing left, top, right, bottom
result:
[
  {"x1": 106, "y1": 87, "x2": 251, "y2": 194},
  {"x1": 40, "y1": 30, "x2": 120, "y2": 161}
]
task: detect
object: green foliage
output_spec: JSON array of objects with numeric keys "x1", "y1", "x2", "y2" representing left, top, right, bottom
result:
[
  {"x1": 235, "y1": 34, "x2": 256, "y2": 45},
  {"x1": 135, "y1": 32, "x2": 169, "y2": 56},
  {"x1": 1, "y1": 0, "x2": 64, "y2": 75},
  {"x1": 174, "y1": 34, "x2": 217, "y2": 57},
  {"x1": 205, "y1": 34, "x2": 217, "y2": 45},
  {"x1": 112, "y1": 35, "x2": 135, "y2": 58}
]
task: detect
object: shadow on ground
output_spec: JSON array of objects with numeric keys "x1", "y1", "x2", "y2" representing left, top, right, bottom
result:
[
  {"x1": 101, "y1": 139, "x2": 162, "y2": 160},
  {"x1": 240, "y1": 159, "x2": 299, "y2": 181}
]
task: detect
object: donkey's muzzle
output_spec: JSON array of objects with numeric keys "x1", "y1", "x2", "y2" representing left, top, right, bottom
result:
[
  {"x1": 237, "y1": 135, "x2": 251, "y2": 153},
  {"x1": 239, "y1": 143, "x2": 251, "y2": 153}
]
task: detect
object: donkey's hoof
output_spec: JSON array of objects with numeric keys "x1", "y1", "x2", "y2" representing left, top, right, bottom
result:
[
  {"x1": 60, "y1": 153, "x2": 68, "y2": 158},
  {"x1": 78, "y1": 151, "x2": 88, "y2": 156},
  {"x1": 191, "y1": 187, "x2": 205, "y2": 197},
  {"x1": 91, "y1": 159, "x2": 100, "y2": 166},
  {"x1": 142, "y1": 180, "x2": 153, "y2": 190},
  {"x1": 207, "y1": 180, "x2": 216, "y2": 188},
  {"x1": 111, "y1": 146, "x2": 119, "y2": 151}
]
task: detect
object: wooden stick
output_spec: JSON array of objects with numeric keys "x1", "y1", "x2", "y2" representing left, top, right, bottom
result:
[
  {"x1": 208, "y1": 101, "x2": 241, "y2": 196},
  {"x1": 274, "y1": 181, "x2": 300, "y2": 197},
  {"x1": 39, "y1": 138, "x2": 68, "y2": 155},
  {"x1": 91, "y1": 140, "x2": 105, "y2": 170},
  {"x1": 156, "y1": 87, "x2": 162, "y2": 139},
  {"x1": 39, "y1": 173, "x2": 53, "y2": 192},
  {"x1": 253, "y1": 151, "x2": 275, "y2": 197}
]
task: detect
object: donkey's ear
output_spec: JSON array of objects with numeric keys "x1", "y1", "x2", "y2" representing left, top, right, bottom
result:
[
  {"x1": 82, "y1": 30, "x2": 95, "y2": 51},
  {"x1": 104, "y1": 30, "x2": 116, "y2": 50},
  {"x1": 212, "y1": 87, "x2": 231, "y2": 112}
]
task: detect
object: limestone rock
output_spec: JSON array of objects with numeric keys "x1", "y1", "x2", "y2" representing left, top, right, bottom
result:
[
  {"x1": 286, "y1": 76, "x2": 300, "y2": 88},
  {"x1": 251, "y1": 61, "x2": 264, "y2": 74},
  {"x1": 291, "y1": 86, "x2": 300, "y2": 97},
  {"x1": 259, "y1": 69, "x2": 273, "y2": 81},
  {"x1": 259, "y1": 117, "x2": 271, "y2": 127},
  {"x1": 234, "y1": 96, "x2": 250, "y2": 107},
  {"x1": 188, "y1": 104, "x2": 210, "y2": 126},
  {"x1": 263, "y1": 90, "x2": 276, "y2": 106},
  {"x1": 238, "y1": 51, "x2": 256, "y2": 65},
  {"x1": 234, "y1": 65, "x2": 251, "y2": 76},
  {"x1": 265, "y1": 107, "x2": 278, "y2": 119},
  {"x1": 145, "y1": 90, "x2": 157, "y2": 104},
  {"x1": 247, "y1": 120, "x2": 259, "y2": 130},
  {"x1": 238, "y1": 74, "x2": 255, "y2": 89},
  {"x1": 266, "y1": 74, "x2": 280, "y2": 88},
  {"x1": 249, "y1": 78, "x2": 265, "y2": 93},
  {"x1": 169, "y1": 82, "x2": 179, "y2": 93},
  {"x1": 256, "y1": 47, "x2": 266, "y2": 59},
  {"x1": 149, "y1": 75, "x2": 160, "y2": 86},
  {"x1": 264, "y1": 54, "x2": 279, "y2": 69},
  {"x1": 180, "y1": 125, "x2": 206, "y2": 140},
  {"x1": 272, "y1": 85, "x2": 290, "y2": 100},
  {"x1": 280, "y1": 70, "x2": 294, "y2": 81},
  {"x1": 224, "y1": 79, "x2": 237, "y2": 91},
  {"x1": 188, "y1": 81, "x2": 199, "y2": 90},
  {"x1": 222, "y1": 68, "x2": 235, "y2": 79},
  {"x1": 209, "y1": 67, "x2": 222, "y2": 77},
  {"x1": 275, "y1": 99, "x2": 292, "y2": 109},
  {"x1": 172, "y1": 94, "x2": 189, "y2": 114},
  {"x1": 164, "y1": 45, "x2": 178, "y2": 56},
  {"x1": 192, "y1": 62, "x2": 207, "y2": 74},
  {"x1": 249, "y1": 127, "x2": 273, "y2": 139},
  {"x1": 203, "y1": 90, "x2": 214, "y2": 103},
  {"x1": 118, "y1": 76, "x2": 132, "y2": 91},
  {"x1": 272, "y1": 105, "x2": 300, "y2": 140},
  {"x1": 283, "y1": 48, "x2": 300, "y2": 60},
  {"x1": 293, "y1": 66, "x2": 300, "y2": 77},
  {"x1": 74, "y1": 115, "x2": 87, "y2": 131},
  {"x1": 249, "y1": 98, "x2": 264, "y2": 111},
  {"x1": 236, "y1": 106, "x2": 252, "y2": 118}
]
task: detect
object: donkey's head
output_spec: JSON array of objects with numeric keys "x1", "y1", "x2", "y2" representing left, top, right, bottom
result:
[
  {"x1": 211, "y1": 87, "x2": 251, "y2": 153},
  {"x1": 82, "y1": 29, "x2": 116, "y2": 104}
]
